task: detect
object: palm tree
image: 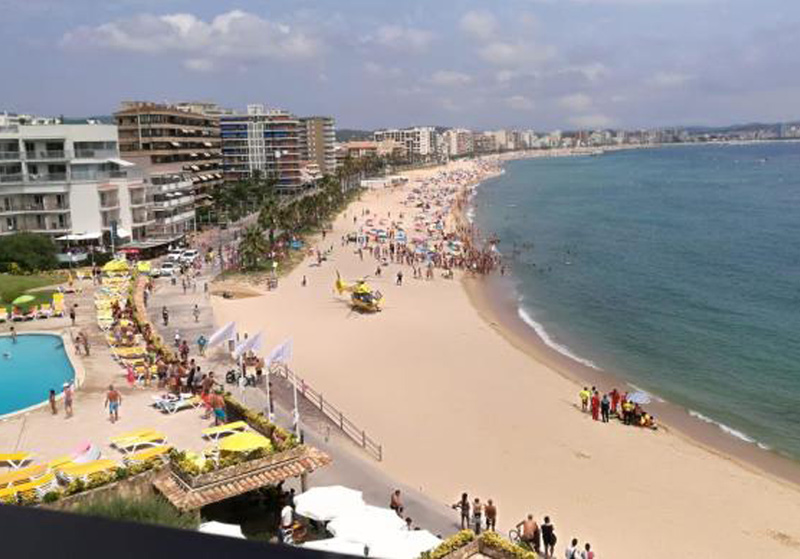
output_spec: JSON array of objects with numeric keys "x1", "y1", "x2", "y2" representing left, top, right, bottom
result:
[{"x1": 238, "y1": 225, "x2": 268, "y2": 270}]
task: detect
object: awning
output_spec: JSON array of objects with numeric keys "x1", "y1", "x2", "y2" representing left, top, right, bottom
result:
[
  {"x1": 203, "y1": 142, "x2": 212, "y2": 147},
  {"x1": 108, "y1": 158, "x2": 135, "y2": 167},
  {"x1": 56, "y1": 231, "x2": 102, "y2": 241},
  {"x1": 170, "y1": 142, "x2": 180, "y2": 148},
  {"x1": 115, "y1": 227, "x2": 131, "y2": 238},
  {"x1": 190, "y1": 165, "x2": 200, "y2": 171}
]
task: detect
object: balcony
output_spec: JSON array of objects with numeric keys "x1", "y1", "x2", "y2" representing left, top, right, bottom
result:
[
  {"x1": 0, "y1": 203, "x2": 70, "y2": 215},
  {"x1": 26, "y1": 151, "x2": 66, "y2": 161},
  {"x1": 73, "y1": 149, "x2": 118, "y2": 159},
  {"x1": 0, "y1": 174, "x2": 24, "y2": 183},
  {"x1": 0, "y1": 152, "x2": 22, "y2": 161},
  {"x1": 27, "y1": 173, "x2": 67, "y2": 183}
]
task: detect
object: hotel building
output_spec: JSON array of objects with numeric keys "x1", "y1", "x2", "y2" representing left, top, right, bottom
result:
[
  {"x1": 299, "y1": 116, "x2": 336, "y2": 176},
  {"x1": 373, "y1": 127, "x2": 437, "y2": 159}
]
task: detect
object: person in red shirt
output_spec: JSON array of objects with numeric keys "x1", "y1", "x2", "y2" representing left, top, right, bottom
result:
[
  {"x1": 590, "y1": 391, "x2": 600, "y2": 421},
  {"x1": 610, "y1": 388, "x2": 620, "y2": 416}
]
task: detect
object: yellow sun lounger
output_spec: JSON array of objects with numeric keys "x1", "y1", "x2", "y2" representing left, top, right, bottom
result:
[
  {"x1": 123, "y1": 445, "x2": 171, "y2": 466},
  {"x1": 115, "y1": 433, "x2": 167, "y2": 454},
  {"x1": 0, "y1": 452, "x2": 34, "y2": 470},
  {"x1": 57, "y1": 459, "x2": 118, "y2": 482},
  {"x1": 0, "y1": 464, "x2": 48, "y2": 488},
  {"x1": 202, "y1": 421, "x2": 249, "y2": 442},
  {"x1": 218, "y1": 432, "x2": 273, "y2": 454},
  {"x1": 0, "y1": 472, "x2": 57, "y2": 502},
  {"x1": 110, "y1": 429, "x2": 159, "y2": 448}
]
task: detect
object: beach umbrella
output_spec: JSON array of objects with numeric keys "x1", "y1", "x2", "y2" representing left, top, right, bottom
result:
[
  {"x1": 198, "y1": 521, "x2": 245, "y2": 539},
  {"x1": 627, "y1": 391, "x2": 651, "y2": 405},
  {"x1": 11, "y1": 295, "x2": 35, "y2": 306},
  {"x1": 294, "y1": 486, "x2": 365, "y2": 522},
  {"x1": 302, "y1": 538, "x2": 367, "y2": 556},
  {"x1": 327, "y1": 506, "x2": 406, "y2": 540},
  {"x1": 367, "y1": 530, "x2": 442, "y2": 559}
]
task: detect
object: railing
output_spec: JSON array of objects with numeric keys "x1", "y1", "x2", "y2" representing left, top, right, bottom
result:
[
  {"x1": 0, "y1": 174, "x2": 23, "y2": 183},
  {"x1": 28, "y1": 173, "x2": 67, "y2": 182},
  {"x1": 0, "y1": 204, "x2": 69, "y2": 213},
  {"x1": 268, "y1": 363, "x2": 383, "y2": 461},
  {"x1": 27, "y1": 151, "x2": 66, "y2": 160},
  {"x1": 0, "y1": 152, "x2": 21, "y2": 160}
]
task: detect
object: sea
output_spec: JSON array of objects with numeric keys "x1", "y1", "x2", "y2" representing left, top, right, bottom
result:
[{"x1": 473, "y1": 143, "x2": 800, "y2": 461}]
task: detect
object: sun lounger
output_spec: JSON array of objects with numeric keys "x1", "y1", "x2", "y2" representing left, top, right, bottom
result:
[
  {"x1": 0, "y1": 464, "x2": 47, "y2": 488},
  {"x1": 57, "y1": 459, "x2": 118, "y2": 483},
  {"x1": 114, "y1": 433, "x2": 167, "y2": 454},
  {"x1": 0, "y1": 452, "x2": 34, "y2": 470},
  {"x1": 123, "y1": 445, "x2": 171, "y2": 466},
  {"x1": 0, "y1": 308, "x2": 7, "y2": 323},
  {"x1": 47, "y1": 456, "x2": 74, "y2": 470},
  {"x1": 202, "y1": 421, "x2": 249, "y2": 442},
  {"x1": 36, "y1": 303, "x2": 53, "y2": 319},
  {"x1": 0, "y1": 472, "x2": 57, "y2": 502},
  {"x1": 11, "y1": 307, "x2": 34, "y2": 321},
  {"x1": 110, "y1": 428, "x2": 159, "y2": 448},
  {"x1": 155, "y1": 395, "x2": 201, "y2": 415}
]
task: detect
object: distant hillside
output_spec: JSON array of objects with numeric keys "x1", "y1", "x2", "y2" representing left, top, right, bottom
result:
[{"x1": 336, "y1": 129, "x2": 373, "y2": 142}]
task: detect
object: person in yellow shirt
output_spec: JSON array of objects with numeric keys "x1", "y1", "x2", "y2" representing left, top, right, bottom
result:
[{"x1": 579, "y1": 387, "x2": 591, "y2": 412}]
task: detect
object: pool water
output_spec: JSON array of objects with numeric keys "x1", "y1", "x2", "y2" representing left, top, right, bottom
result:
[{"x1": 0, "y1": 333, "x2": 76, "y2": 416}]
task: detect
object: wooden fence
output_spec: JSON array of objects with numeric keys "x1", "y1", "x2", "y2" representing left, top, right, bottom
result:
[{"x1": 268, "y1": 363, "x2": 383, "y2": 461}]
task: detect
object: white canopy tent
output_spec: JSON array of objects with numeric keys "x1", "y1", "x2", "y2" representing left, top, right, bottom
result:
[
  {"x1": 301, "y1": 538, "x2": 367, "y2": 556},
  {"x1": 326, "y1": 506, "x2": 406, "y2": 540},
  {"x1": 366, "y1": 530, "x2": 442, "y2": 559},
  {"x1": 293, "y1": 486, "x2": 365, "y2": 522},
  {"x1": 198, "y1": 521, "x2": 245, "y2": 539}
]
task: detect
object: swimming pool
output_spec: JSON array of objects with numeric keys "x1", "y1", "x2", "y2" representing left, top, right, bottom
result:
[{"x1": 0, "y1": 333, "x2": 76, "y2": 417}]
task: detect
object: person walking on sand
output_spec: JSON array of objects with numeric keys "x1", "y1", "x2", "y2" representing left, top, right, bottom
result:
[
  {"x1": 601, "y1": 393, "x2": 610, "y2": 423},
  {"x1": 69, "y1": 305, "x2": 76, "y2": 326},
  {"x1": 197, "y1": 334, "x2": 207, "y2": 357},
  {"x1": 452, "y1": 493, "x2": 470, "y2": 529},
  {"x1": 541, "y1": 516, "x2": 557, "y2": 558},
  {"x1": 565, "y1": 538, "x2": 580, "y2": 559},
  {"x1": 590, "y1": 391, "x2": 600, "y2": 421},
  {"x1": 610, "y1": 388, "x2": 620, "y2": 416},
  {"x1": 582, "y1": 542, "x2": 594, "y2": 559},
  {"x1": 192, "y1": 304, "x2": 200, "y2": 323},
  {"x1": 485, "y1": 499, "x2": 497, "y2": 532},
  {"x1": 63, "y1": 382, "x2": 73, "y2": 418},
  {"x1": 105, "y1": 384, "x2": 121, "y2": 423},
  {"x1": 579, "y1": 387, "x2": 590, "y2": 412},
  {"x1": 49, "y1": 389, "x2": 57, "y2": 415},
  {"x1": 396, "y1": 270, "x2": 403, "y2": 286},
  {"x1": 472, "y1": 497, "x2": 483, "y2": 535},
  {"x1": 162, "y1": 306, "x2": 169, "y2": 327}
]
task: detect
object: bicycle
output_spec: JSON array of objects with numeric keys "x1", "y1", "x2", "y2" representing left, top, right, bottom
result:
[{"x1": 508, "y1": 529, "x2": 537, "y2": 554}]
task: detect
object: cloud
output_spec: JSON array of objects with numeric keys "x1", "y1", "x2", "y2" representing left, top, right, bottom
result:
[
  {"x1": 479, "y1": 41, "x2": 556, "y2": 67},
  {"x1": 460, "y1": 10, "x2": 497, "y2": 41},
  {"x1": 558, "y1": 93, "x2": 593, "y2": 111},
  {"x1": 647, "y1": 71, "x2": 693, "y2": 87},
  {"x1": 371, "y1": 25, "x2": 433, "y2": 53},
  {"x1": 569, "y1": 114, "x2": 614, "y2": 128},
  {"x1": 61, "y1": 10, "x2": 319, "y2": 70},
  {"x1": 560, "y1": 62, "x2": 608, "y2": 82},
  {"x1": 364, "y1": 62, "x2": 402, "y2": 78},
  {"x1": 506, "y1": 95, "x2": 536, "y2": 111},
  {"x1": 430, "y1": 70, "x2": 473, "y2": 86}
]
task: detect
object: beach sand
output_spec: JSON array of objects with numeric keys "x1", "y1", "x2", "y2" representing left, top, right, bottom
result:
[{"x1": 213, "y1": 159, "x2": 800, "y2": 558}]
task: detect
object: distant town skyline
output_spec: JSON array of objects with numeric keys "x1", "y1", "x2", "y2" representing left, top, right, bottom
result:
[{"x1": 2, "y1": 0, "x2": 799, "y2": 130}]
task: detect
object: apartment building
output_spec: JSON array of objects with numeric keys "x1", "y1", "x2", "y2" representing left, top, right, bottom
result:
[
  {"x1": 0, "y1": 118, "x2": 146, "y2": 241},
  {"x1": 299, "y1": 116, "x2": 336, "y2": 176},
  {"x1": 115, "y1": 101, "x2": 222, "y2": 238},
  {"x1": 220, "y1": 104, "x2": 302, "y2": 194},
  {"x1": 443, "y1": 128, "x2": 475, "y2": 157},
  {"x1": 373, "y1": 127, "x2": 437, "y2": 158}
]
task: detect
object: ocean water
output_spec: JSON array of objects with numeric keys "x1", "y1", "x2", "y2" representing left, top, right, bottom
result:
[
  {"x1": 474, "y1": 143, "x2": 800, "y2": 459},
  {"x1": 0, "y1": 333, "x2": 75, "y2": 416}
]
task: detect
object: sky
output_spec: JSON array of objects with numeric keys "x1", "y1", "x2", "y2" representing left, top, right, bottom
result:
[{"x1": 1, "y1": 0, "x2": 799, "y2": 131}]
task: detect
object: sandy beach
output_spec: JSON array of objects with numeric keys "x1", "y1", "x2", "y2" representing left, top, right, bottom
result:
[{"x1": 213, "y1": 158, "x2": 800, "y2": 558}]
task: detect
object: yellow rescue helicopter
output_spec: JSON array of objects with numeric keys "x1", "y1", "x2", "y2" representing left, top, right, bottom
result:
[{"x1": 335, "y1": 272, "x2": 384, "y2": 312}]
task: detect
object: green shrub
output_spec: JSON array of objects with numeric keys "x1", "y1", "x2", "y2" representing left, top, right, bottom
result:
[
  {"x1": 115, "y1": 467, "x2": 130, "y2": 481},
  {"x1": 42, "y1": 491, "x2": 61, "y2": 504},
  {"x1": 65, "y1": 478, "x2": 86, "y2": 496},
  {"x1": 0, "y1": 233, "x2": 58, "y2": 272},
  {"x1": 71, "y1": 495, "x2": 198, "y2": 531}
]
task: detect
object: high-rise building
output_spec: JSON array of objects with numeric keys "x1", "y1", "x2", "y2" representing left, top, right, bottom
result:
[
  {"x1": 0, "y1": 118, "x2": 147, "y2": 242},
  {"x1": 443, "y1": 128, "x2": 474, "y2": 157},
  {"x1": 373, "y1": 127, "x2": 437, "y2": 158},
  {"x1": 299, "y1": 117, "x2": 336, "y2": 176},
  {"x1": 114, "y1": 101, "x2": 222, "y2": 238},
  {"x1": 220, "y1": 104, "x2": 302, "y2": 195}
]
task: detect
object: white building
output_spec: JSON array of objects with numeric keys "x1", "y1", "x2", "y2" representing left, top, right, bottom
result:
[
  {"x1": 0, "y1": 120, "x2": 147, "y2": 241},
  {"x1": 373, "y1": 127, "x2": 437, "y2": 158},
  {"x1": 442, "y1": 128, "x2": 475, "y2": 157}
]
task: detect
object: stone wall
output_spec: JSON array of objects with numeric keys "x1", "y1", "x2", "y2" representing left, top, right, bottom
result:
[{"x1": 42, "y1": 468, "x2": 163, "y2": 512}]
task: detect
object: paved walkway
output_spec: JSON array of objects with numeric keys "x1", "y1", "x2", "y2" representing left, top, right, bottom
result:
[{"x1": 147, "y1": 260, "x2": 460, "y2": 537}]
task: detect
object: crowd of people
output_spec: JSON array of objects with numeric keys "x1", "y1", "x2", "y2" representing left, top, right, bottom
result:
[{"x1": 578, "y1": 386, "x2": 658, "y2": 430}]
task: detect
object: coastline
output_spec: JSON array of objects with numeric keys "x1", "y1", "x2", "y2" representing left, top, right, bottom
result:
[{"x1": 213, "y1": 157, "x2": 800, "y2": 558}]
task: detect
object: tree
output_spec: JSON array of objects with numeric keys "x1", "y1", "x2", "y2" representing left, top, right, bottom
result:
[
  {"x1": 0, "y1": 233, "x2": 58, "y2": 272},
  {"x1": 238, "y1": 225, "x2": 269, "y2": 270}
]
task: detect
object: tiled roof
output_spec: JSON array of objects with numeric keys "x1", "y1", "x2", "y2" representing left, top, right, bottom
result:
[{"x1": 154, "y1": 446, "x2": 332, "y2": 511}]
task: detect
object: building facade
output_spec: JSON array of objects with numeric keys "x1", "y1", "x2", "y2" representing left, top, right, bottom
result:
[
  {"x1": 115, "y1": 102, "x2": 222, "y2": 238},
  {"x1": 373, "y1": 127, "x2": 437, "y2": 159},
  {"x1": 443, "y1": 128, "x2": 475, "y2": 157},
  {"x1": 220, "y1": 104, "x2": 302, "y2": 194},
  {"x1": 299, "y1": 116, "x2": 336, "y2": 176},
  {"x1": 0, "y1": 120, "x2": 146, "y2": 241}
]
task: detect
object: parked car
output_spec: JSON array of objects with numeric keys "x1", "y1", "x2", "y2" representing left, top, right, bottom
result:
[
  {"x1": 166, "y1": 248, "x2": 184, "y2": 262},
  {"x1": 155, "y1": 261, "x2": 179, "y2": 277},
  {"x1": 180, "y1": 249, "x2": 199, "y2": 264}
]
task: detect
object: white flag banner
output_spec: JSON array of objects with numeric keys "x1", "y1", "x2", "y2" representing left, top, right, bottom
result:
[
  {"x1": 233, "y1": 331, "x2": 265, "y2": 360},
  {"x1": 208, "y1": 321, "x2": 236, "y2": 349},
  {"x1": 267, "y1": 338, "x2": 293, "y2": 366}
]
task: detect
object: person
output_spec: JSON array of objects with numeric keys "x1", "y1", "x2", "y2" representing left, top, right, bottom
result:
[
  {"x1": 565, "y1": 538, "x2": 580, "y2": 559},
  {"x1": 516, "y1": 514, "x2": 540, "y2": 553},
  {"x1": 162, "y1": 306, "x2": 169, "y2": 326},
  {"x1": 390, "y1": 490, "x2": 403, "y2": 516},
  {"x1": 105, "y1": 384, "x2": 121, "y2": 423},
  {"x1": 280, "y1": 503, "x2": 294, "y2": 544},
  {"x1": 69, "y1": 305, "x2": 76, "y2": 326},
  {"x1": 485, "y1": 499, "x2": 497, "y2": 532},
  {"x1": 590, "y1": 391, "x2": 600, "y2": 421},
  {"x1": 601, "y1": 393, "x2": 610, "y2": 423},
  {"x1": 10, "y1": 326, "x2": 16, "y2": 344},
  {"x1": 192, "y1": 304, "x2": 200, "y2": 323},
  {"x1": 48, "y1": 389, "x2": 57, "y2": 415},
  {"x1": 197, "y1": 334, "x2": 207, "y2": 357},
  {"x1": 579, "y1": 387, "x2": 590, "y2": 412},
  {"x1": 81, "y1": 332, "x2": 90, "y2": 356},
  {"x1": 405, "y1": 517, "x2": 413, "y2": 531},
  {"x1": 472, "y1": 497, "x2": 483, "y2": 535},
  {"x1": 211, "y1": 389, "x2": 226, "y2": 425},
  {"x1": 396, "y1": 270, "x2": 403, "y2": 286},
  {"x1": 610, "y1": 388, "x2": 620, "y2": 416},
  {"x1": 452, "y1": 493, "x2": 470, "y2": 529},
  {"x1": 622, "y1": 400, "x2": 635, "y2": 425},
  {"x1": 63, "y1": 382, "x2": 73, "y2": 418},
  {"x1": 582, "y1": 542, "x2": 594, "y2": 559},
  {"x1": 541, "y1": 516, "x2": 556, "y2": 558},
  {"x1": 174, "y1": 330, "x2": 181, "y2": 348}
]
